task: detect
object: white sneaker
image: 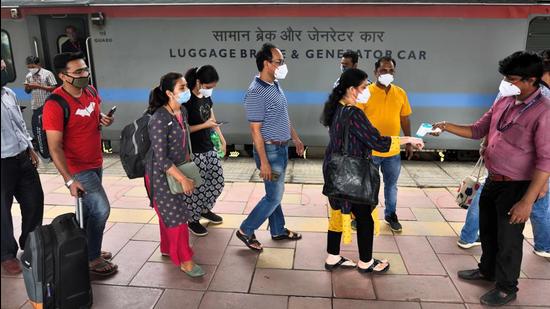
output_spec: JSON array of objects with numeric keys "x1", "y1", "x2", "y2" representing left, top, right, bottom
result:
[
  {"x1": 457, "y1": 238, "x2": 481, "y2": 249},
  {"x1": 534, "y1": 250, "x2": 550, "y2": 258}
]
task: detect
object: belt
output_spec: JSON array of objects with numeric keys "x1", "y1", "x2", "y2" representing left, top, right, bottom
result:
[
  {"x1": 488, "y1": 173, "x2": 514, "y2": 182},
  {"x1": 265, "y1": 140, "x2": 289, "y2": 146}
]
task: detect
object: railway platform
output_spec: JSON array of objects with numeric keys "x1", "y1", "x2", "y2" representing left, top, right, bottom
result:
[{"x1": 2, "y1": 156, "x2": 549, "y2": 309}]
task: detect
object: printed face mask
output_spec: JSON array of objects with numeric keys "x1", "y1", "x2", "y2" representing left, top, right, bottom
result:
[
  {"x1": 199, "y1": 87, "x2": 213, "y2": 98},
  {"x1": 177, "y1": 89, "x2": 191, "y2": 104},
  {"x1": 498, "y1": 80, "x2": 521, "y2": 97},
  {"x1": 378, "y1": 73, "x2": 394, "y2": 87},
  {"x1": 274, "y1": 64, "x2": 288, "y2": 80}
]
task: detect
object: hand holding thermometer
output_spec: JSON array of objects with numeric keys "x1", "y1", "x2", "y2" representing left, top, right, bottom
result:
[{"x1": 416, "y1": 122, "x2": 441, "y2": 137}]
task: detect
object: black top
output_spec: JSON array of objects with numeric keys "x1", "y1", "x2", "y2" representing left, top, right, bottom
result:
[
  {"x1": 185, "y1": 93, "x2": 214, "y2": 153},
  {"x1": 61, "y1": 39, "x2": 88, "y2": 60}
]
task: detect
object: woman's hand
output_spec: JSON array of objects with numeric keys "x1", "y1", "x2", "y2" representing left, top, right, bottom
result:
[
  {"x1": 178, "y1": 176, "x2": 195, "y2": 195},
  {"x1": 401, "y1": 137, "x2": 424, "y2": 150}
]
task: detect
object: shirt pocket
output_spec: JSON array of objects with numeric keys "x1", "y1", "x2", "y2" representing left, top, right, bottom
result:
[{"x1": 501, "y1": 123, "x2": 531, "y2": 152}]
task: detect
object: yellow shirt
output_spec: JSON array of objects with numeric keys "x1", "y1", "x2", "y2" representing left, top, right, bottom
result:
[{"x1": 357, "y1": 83, "x2": 412, "y2": 157}]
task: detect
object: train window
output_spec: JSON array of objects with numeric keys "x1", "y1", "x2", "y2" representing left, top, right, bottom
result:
[
  {"x1": 1, "y1": 30, "x2": 16, "y2": 83},
  {"x1": 526, "y1": 16, "x2": 550, "y2": 51}
]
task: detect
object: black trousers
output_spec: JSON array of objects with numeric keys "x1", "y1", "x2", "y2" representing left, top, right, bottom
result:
[
  {"x1": 1, "y1": 151, "x2": 44, "y2": 261},
  {"x1": 478, "y1": 179, "x2": 530, "y2": 294},
  {"x1": 327, "y1": 204, "x2": 374, "y2": 262}
]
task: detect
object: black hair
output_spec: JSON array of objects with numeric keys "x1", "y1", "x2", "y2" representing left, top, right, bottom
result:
[
  {"x1": 498, "y1": 51, "x2": 543, "y2": 86},
  {"x1": 65, "y1": 25, "x2": 77, "y2": 32},
  {"x1": 26, "y1": 56, "x2": 40, "y2": 65},
  {"x1": 320, "y1": 68, "x2": 369, "y2": 127},
  {"x1": 184, "y1": 65, "x2": 219, "y2": 91},
  {"x1": 540, "y1": 49, "x2": 550, "y2": 73},
  {"x1": 256, "y1": 43, "x2": 277, "y2": 72},
  {"x1": 342, "y1": 50, "x2": 358, "y2": 64},
  {"x1": 374, "y1": 56, "x2": 396, "y2": 71},
  {"x1": 53, "y1": 52, "x2": 85, "y2": 74},
  {"x1": 148, "y1": 72, "x2": 183, "y2": 113}
]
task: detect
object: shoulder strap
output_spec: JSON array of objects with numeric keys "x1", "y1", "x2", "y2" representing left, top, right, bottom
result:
[
  {"x1": 86, "y1": 86, "x2": 97, "y2": 98},
  {"x1": 183, "y1": 121, "x2": 194, "y2": 159},
  {"x1": 47, "y1": 94, "x2": 71, "y2": 128}
]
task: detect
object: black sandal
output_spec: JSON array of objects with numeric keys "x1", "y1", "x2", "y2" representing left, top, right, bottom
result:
[
  {"x1": 236, "y1": 230, "x2": 263, "y2": 252},
  {"x1": 271, "y1": 228, "x2": 302, "y2": 241},
  {"x1": 325, "y1": 256, "x2": 356, "y2": 271},
  {"x1": 357, "y1": 259, "x2": 390, "y2": 274}
]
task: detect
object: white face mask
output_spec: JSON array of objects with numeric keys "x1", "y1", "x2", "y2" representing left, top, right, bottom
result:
[
  {"x1": 378, "y1": 73, "x2": 394, "y2": 87},
  {"x1": 29, "y1": 68, "x2": 39, "y2": 75},
  {"x1": 499, "y1": 80, "x2": 521, "y2": 97},
  {"x1": 274, "y1": 64, "x2": 288, "y2": 80},
  {"x1": 340, "y1": 64, "x2": 348, "y2": 73},
  {"x1": 199, "y1": 87, "x2": 213, "y2": 98},
  {"x1": 356, "y1": 88, "x2": 371, "y2": 103}
]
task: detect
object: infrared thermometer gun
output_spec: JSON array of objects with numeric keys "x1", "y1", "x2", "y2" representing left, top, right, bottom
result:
[{"x1": 416, "y1": 123, "x2": 441, "y2": 137}]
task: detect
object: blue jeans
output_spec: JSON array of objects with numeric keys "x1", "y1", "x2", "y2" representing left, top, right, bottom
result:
[
  {"x1": 73, "y1": 168, "x2": 110, "y2": 261},
  {"x1": 240, "y1": 144, "x2": 288, "y2": 237},
  {"x1": 372, "y1": 154, "x2": 401, "y2": 217},
  {"x1": 460, "y1": 182, "x2": 550, "y2": 252}
]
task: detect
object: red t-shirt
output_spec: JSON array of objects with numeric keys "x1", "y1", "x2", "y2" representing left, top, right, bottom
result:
[{"x1": 43, "y1": 86, "x2": 103, "y2": 174}]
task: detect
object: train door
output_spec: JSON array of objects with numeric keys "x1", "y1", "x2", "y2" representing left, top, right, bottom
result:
[
  {"x1": 526, "y1": 16, "x2": 550, "y2": 51},
  {"x1": 35, "y1": 15, "x2": 97, "y2": 87}
]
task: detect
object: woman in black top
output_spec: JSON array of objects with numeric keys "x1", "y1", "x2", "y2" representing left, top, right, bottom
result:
[
  {"x1": 183, "y1": 65, "x2": 226, "y2": 236},
  {"x1": 321, "y1": 68, "x2": 423, "y2": 273}
]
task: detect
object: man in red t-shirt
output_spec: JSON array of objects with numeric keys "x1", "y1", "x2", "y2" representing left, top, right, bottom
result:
[{"x1": 43, "y1": 52, "x2": 117, "y2": 277}]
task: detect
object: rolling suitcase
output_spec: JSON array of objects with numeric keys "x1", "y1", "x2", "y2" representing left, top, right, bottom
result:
[{"x1": 22, "y1": 192, "x2": 93, "y2": 309}]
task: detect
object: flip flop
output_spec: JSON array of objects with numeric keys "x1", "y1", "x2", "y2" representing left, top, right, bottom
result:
[
  {"x1": 101, "y1": 251, "x2": 113, "y2": 260},
  {"x1": 325, "y1": 256, "x2": 356, "y2": 271},
  {"x1": 89, "y1": 259, "x2": 118, "y2": 277},
  {"x1": 358, "y1": 259, "x2": 390, "y2": 274},
  {"x1": 236, "y1": 230, "x2": 263, "y2": 252},
  {"x1": 271, "y1": 228, "x2": 302, "y2": 241}
]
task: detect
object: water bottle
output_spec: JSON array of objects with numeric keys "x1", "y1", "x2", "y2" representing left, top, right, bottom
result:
[{"x1": 210, "y1": 130, "x2": 225, "y2": 158}]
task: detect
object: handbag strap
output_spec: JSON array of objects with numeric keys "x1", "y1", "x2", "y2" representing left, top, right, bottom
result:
[
  {"x1": 183, "y1": 121, "x2": 194, "y2": 160},
  {"x1": 471, "y1": 156, "x2": 484, "y2": 181},
  {"x1": 340, "y1": 106, "x2": 351, "y2": 156}
]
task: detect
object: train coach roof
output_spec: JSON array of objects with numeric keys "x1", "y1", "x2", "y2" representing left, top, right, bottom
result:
[{"x1": 1, "y1": 0, "x2": 547, "y2": 7}]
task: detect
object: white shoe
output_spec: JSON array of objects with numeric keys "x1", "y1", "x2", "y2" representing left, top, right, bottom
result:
[
  {"x1": 534, "y1": 250, "x2": 550, "y2": 258},
  {"x1": 457, "y1": 238, "x2": 481, "y2": 249}
]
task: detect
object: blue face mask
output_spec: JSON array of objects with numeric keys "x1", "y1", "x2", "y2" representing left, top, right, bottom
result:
[{"x1": 177, "y1": 89, "x2": 191, "y2": 104}]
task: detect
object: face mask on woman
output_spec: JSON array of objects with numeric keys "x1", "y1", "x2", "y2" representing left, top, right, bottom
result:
[
  {"x1": 356, "y1": 88, "x2": 371, "y2": 103},
  {"x1": 199, "y1": 87, "x2": 213, "y2": 98},
  {"x1": 177, "y1": 89, "x2": 191, "y2": 104}
]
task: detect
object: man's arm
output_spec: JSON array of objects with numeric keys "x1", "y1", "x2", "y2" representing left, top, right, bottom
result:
[
  {"x1": 509, "y1": 169, "x2": 550, "y2": 224},
  {"x1": 250, "y1": 122, "x2": 271, "y2": 181},
  {"x1": 432, "y1": 122, "x2": 474, "y2": 138},
  {"x1": 290, "y1": 126, "x2": 304, "y2": 157},
  {"x1": 400, "y1": 115, "x2": 414, "y2": 160},
  {"x1": 46, "y1": 130, "x2": 85, "y2": 196}
]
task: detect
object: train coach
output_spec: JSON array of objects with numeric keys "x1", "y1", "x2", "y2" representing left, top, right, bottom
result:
[{"x1": 1, "y1": 0, "x2": 549, "y2": 154}]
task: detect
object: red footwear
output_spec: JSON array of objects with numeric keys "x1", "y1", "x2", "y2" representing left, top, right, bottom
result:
[{"x1": 2, "y1": 258, "x2": 22, "y2": 275}]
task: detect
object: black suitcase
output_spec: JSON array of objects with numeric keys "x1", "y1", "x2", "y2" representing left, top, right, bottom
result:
[{"x1": 22, "y1": 193, "x2": 93, "y2": 309}]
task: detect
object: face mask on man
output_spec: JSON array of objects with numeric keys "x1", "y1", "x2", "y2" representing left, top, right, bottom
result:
[
  {"x1": 340, "y1": 65, "x2": 349, "y2": 73},
  {"x1": 177, "y1": 89, "x2": 191, "y2": 104},
  {"x1": 199, "y1": 87, "x2": 213, "y2": 98},
  {"x1": 499, "y1": 80, "x2": 521, "y2": 97},
  {"x1": 378, "y1": 74, "x2": 394, "y2": 87},
  {"x1": 64, "y1": 72, "x2": 89, "y2": 89},
  {"x1": 274, "y1": 64, "x2": 288, "y2": 80},
  {"x1": 29, "y1": 68, "x2": 40, "y2": 75},
  {"x1": 356, "y1": 88, "x2": 371, "y2": 103}
]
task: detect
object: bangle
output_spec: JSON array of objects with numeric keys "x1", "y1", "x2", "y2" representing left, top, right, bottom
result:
[{"x1": 65, "y1": 178, "x2": 74, "y2": 188}]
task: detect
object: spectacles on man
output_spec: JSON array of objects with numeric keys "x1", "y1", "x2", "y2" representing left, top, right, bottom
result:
[{"x1": 65, "y1": 67, "x2": 90, "y2": 75}]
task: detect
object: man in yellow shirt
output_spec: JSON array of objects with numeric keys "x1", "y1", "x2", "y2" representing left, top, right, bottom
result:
[{"x1": 357, "y1": 56, "x2": 413, "y2": 232}]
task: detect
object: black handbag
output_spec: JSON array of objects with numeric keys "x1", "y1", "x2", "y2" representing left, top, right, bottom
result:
[{"x1": 322, "y1": 106, "x2": 380, "y2": 207}]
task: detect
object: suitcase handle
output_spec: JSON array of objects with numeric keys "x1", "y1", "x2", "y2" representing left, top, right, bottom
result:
[{"x1": 76, "y1": 190, "x2": 84, "y2": 229}]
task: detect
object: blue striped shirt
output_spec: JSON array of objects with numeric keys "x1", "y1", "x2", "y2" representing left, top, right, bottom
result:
[{"x1": 244, "y1": 76, "x2": 291, "y2": 142}]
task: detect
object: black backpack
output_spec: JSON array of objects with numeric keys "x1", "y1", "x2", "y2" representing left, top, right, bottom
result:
[
  {"x1": 119, "y1": 112, "x2": 151, "y2": 179},
  {"x1": 34, "y1": 86, "x2": 97, "y2": 159}
]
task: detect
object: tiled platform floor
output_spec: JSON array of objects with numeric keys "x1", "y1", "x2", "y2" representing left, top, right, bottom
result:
[{"x1": 2, "y1": 159, "x2": 549, "y2": 309}]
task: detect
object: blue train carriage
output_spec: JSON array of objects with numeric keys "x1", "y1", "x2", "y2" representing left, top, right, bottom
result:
[{"x1": 1, "y1": 0, "x2": 548, "y2": 153}]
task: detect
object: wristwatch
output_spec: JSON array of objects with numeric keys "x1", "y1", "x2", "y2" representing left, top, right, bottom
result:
[{"x1": 65, "y1": 178, "x2": 75, "y2": 189}]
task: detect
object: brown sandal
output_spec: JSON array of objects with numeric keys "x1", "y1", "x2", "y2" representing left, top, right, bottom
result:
[
  {"x1": 89, "y1": 258, "x2": 118, "y2": 277},
  {"x1": 101, "y1": 251, "x2": 113, "y2": 260}
]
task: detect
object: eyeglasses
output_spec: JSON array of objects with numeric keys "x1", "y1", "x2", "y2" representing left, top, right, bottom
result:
[
  {"x1": 270, "y1": 59, "x2": 285, "y2": 66},
  {"x1": 65, "y1": 67, "x2": 90, "y2": 75}
]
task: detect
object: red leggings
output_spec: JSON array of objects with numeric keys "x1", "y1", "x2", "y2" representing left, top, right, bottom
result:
[{"x1": 145, "y1": 176, "x2": 193, "y2": 266}]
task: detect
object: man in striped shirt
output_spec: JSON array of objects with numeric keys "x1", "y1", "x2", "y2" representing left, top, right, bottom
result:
[{"x1": 237, "y1": 43, "x2": 305, "y2": 251}]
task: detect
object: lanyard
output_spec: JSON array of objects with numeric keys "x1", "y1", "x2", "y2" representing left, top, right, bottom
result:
[{"x1": 496, "y1": 93, "x2": 542, "y2": 132}]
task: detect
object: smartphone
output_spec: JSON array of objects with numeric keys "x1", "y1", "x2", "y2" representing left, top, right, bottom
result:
[
  {"x1": 107, "y1": 106, "x2": 117, "y2": 117},
  {"x1": 216, "y1": 121, "x2": 229, "y2": 125},
  {"x1": 271, "y1": 171, "x2": 280, "y2": 181}
]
